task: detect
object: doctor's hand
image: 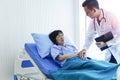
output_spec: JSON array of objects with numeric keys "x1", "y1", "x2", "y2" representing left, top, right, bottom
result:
[
  {"x1": 96, "y1": 41, "x2": 107, "y2": 48},
  {"x1": 78, "y1": 49, "x2": 86, "y2": 60}
]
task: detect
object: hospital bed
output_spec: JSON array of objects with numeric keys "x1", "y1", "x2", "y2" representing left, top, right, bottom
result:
[
  {"x1": 14, "y1": 43, "x2": 120, "y2": 80},
  {"x1": 14, "y1": 43, "x2": 60, "y2": 80}
]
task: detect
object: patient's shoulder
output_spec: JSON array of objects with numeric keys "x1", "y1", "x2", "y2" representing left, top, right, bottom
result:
[
  {"x1": 51, "y1": 44, "x2": 58, "y2": 47},
  {"x1": 51, "y1": 44, "x2": 61, "y2": 50}
]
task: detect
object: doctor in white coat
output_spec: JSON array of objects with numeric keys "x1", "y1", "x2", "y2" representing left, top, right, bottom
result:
[{"x1": 79, "y1": 0, "x2": 120, "y2": 64}]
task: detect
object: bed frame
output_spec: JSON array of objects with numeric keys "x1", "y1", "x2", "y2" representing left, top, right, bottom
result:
[{"x1": 14, "y1": 49, "x2": 51, "y2": 80}]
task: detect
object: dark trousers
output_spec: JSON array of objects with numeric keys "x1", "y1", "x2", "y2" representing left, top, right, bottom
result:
[{"x1": 109, "y1": 54, "x2": 117, "y2": 64}]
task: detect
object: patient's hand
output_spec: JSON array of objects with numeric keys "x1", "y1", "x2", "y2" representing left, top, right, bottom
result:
[{"x1": 78, "y1": 49, "x2": 86, "y2": 60}]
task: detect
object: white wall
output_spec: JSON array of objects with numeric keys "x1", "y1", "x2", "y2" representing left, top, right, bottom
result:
[{"x1": 0, "y1": 0, "x2": 78, "y2": 80}]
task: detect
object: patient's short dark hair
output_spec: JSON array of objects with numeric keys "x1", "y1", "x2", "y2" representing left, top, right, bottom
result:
[
  {"x1": 82, "y1": 0, "x2": 99, "y2": 10},
  {"x1": 49, "y1": 30, "x2": 63, "y2": 45}
]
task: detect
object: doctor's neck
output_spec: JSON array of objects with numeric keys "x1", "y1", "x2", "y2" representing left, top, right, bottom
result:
[{"x1": 95, "y1": 9, "x2": 101, "y2": 19}]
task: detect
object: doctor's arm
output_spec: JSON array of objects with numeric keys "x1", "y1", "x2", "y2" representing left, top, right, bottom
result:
[{"x1": 79, "y1": 20, "x2": 96, "y2": 58}]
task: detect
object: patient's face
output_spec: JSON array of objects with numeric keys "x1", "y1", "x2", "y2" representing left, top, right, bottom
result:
[{"x1": 56, "y1": 33, "x2": 64, "y2": 46}]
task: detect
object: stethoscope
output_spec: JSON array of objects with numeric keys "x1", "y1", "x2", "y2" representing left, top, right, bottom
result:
[{"x1": 93, "y1": 9, "x2": 106, "y2": 31}]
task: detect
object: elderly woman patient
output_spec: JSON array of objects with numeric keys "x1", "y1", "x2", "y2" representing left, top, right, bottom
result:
[{"x1": 48, "y1": 30, "x2": 120, "y2": 80}]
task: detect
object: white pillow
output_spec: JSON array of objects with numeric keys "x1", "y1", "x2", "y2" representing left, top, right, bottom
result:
[{"x1": 31, "y1": 33, "x2": 53, "y2": 58}]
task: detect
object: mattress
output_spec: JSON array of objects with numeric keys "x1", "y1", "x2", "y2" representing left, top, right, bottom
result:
[{"x1": 25, "y1": 43, "x2": 60, "y2": 78}]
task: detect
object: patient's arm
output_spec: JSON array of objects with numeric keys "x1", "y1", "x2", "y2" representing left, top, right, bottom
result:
[{"x1": 57, "y1": 53, "x2": 78, "y2": 61}]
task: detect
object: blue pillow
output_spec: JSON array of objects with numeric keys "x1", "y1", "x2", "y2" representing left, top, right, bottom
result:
[{"x1": 31, "y1": 33, "x2": 53, "y2": 58}]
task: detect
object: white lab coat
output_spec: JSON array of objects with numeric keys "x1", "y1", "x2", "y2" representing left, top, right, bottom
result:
[{"x1": 83, "y1": 9, "x2": 120, "y2": 63}]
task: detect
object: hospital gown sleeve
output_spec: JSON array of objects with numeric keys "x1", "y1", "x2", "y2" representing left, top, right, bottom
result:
[{"x1": 50, "y1": 45, "x2": 60, "y2": 61}]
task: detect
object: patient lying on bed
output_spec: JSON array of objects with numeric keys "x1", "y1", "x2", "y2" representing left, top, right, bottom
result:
[{"x1": 48, "y1": 30, "x2": 120, "y2": 80}]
